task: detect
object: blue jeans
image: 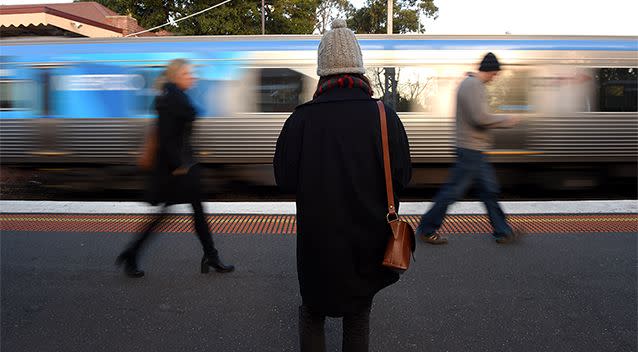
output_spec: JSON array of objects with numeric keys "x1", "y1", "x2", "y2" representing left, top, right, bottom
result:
[{"x1": 417, "y1": 148, "x2": 513, "y2": 238}]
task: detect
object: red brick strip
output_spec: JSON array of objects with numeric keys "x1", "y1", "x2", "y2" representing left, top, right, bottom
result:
[{"x1": 1, "y1": 214, "x2": 636, "y2": 235}]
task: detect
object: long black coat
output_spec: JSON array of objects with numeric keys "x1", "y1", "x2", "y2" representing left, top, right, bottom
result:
[
  {"x1": 146, "y1": 83, "x2": 202, "y2": 206},
  {"x1": 274, "y1": 88, "x2": 412, "y2": 316}
]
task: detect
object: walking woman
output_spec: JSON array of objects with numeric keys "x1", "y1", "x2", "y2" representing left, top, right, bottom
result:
[
  {"x1": 116, "y1": 59, "x2": 234, "y2": 278},
  {"x1": 274, "y1": 20, "x2": 411, "y2": 352}
]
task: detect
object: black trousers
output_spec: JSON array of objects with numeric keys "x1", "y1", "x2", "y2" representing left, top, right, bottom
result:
[
  {"x1": 299, "y1": 304, "x2": 371, "y2": 352},
  {"x1": 127, "y1": 201, "x2": 218, "y2": 259}
]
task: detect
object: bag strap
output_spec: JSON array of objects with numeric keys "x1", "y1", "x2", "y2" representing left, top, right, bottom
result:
[{"x1": 377, "y1": 101, "x2": 397, "y2": 223}]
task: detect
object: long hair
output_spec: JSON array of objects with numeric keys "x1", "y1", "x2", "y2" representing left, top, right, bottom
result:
[{"x1": 154, "y1": 58, "x2": 190, "y2": 91}]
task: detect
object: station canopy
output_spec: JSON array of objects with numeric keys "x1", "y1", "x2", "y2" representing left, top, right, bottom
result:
[{"x1": 0, "y1": 2, "x2": 155, "y2": 38}]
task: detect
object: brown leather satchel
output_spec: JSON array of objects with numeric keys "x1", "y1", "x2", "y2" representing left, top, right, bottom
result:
[
  {"x1": 377, "y1": 101, "x2": 415, "y2": 273},
  {"x1": 137, "y1": 124, "x2": 158, "y2": 171}
]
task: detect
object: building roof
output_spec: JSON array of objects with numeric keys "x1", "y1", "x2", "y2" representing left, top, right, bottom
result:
[
  {"x1": 0, "y1": 2, "x2": 152, "y2": 37},
  {"x1": 40, "y1": 2, "x2": 120, "y2": 24}
]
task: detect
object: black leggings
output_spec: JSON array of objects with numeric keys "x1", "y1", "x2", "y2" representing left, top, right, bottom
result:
[
  {"x1": 299, "y1": 304, "x2": 371, "y2": 352},
  {"x1": 127, "y1": 201, "x2": 217, "y2": 258}
]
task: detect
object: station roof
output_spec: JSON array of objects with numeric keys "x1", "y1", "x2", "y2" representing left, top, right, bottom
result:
[{"x1": 0, "y1": 2, "x2": 154, "y2": 38}]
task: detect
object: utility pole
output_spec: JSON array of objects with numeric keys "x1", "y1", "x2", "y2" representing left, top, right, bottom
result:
[
  {"x1": 387, "y1": 0, "x2": 393, "y2": 34},
  {"x1": 261, "y1": 0, "x2": 265, "y2": 35}
]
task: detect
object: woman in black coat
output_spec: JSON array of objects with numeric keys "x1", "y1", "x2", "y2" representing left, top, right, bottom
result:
[
  {"x1": 116, "y1": 59, "x2": 233, "y2": 278},
  {"x1": 274, "y1": 20, "x2": 412, "y2": 352}
]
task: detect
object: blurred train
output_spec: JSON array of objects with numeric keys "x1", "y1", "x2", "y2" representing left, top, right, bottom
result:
[{"x1": 1, "y1": 35, "x2": 637, "y2": 193}]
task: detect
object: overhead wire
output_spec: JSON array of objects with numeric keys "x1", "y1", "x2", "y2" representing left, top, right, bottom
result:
[{"x1": 125, "y1": 0, "x2": 233, "y2": 37}]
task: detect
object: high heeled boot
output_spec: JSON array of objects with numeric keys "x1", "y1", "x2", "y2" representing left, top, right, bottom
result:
[
  {"x1": 200, "y1": 254, "x2": 234, "y2": 274},
  {"x1": 115, "y1": 250, "x2": 145, "y2": 278}
]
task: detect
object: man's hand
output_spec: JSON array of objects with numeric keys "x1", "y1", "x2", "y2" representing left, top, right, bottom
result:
[{"x1": 503, "y1": 116, "x2": 521, "y2": 128}]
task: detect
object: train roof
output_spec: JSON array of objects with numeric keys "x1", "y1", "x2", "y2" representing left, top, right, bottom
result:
[
  {"x1": 1, "y1": 34, "x2": 637, "y2": 50},
  {"x1": 1, "y1": 35, "x2": 636, "y2": 65}
]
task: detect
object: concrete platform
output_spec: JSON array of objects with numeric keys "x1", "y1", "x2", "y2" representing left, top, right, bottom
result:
[
  {"x1": 1, "y1": 200, "x2": 637, "y2": 214},
  {"x1": 1, "y1": 230, "x2": 636, "y2": 352}
]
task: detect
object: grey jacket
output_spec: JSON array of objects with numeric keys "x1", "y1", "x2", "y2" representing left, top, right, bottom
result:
[{"x1": 455, "y1": 74, "x2": 512, "y2": 151}]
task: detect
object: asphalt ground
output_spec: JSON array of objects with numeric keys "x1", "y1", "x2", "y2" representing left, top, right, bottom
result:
[{"x1": 1, "y1": 231, "x2": 636, "y2": 352}]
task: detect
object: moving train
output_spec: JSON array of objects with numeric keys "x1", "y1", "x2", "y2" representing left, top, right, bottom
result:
[{"x1": 1, "y1": 35, "x2": 637, "y2": 193}]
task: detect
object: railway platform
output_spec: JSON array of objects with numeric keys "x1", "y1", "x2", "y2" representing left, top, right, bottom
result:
[{"x1": 1, "y1": 200, "x2": 636, "y2": 352}]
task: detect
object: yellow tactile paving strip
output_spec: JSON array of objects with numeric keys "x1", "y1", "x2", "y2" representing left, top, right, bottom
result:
[{"x1": 0, "y1": 214, "x2": 637, "y2": 235}]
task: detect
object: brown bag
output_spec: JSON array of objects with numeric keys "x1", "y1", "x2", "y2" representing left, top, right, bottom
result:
[
  {"x1": 377, "y1": 101, "x2": 415, "y2": 273},
  {"x1": 137, "y1": 124, "x2": 158, "y2": 171}
]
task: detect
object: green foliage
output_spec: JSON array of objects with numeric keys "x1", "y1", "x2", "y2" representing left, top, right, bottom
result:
[
  {"x1": 89, "y1": 0, "x2": 179, "y2": 31},
  {"x1": 80, "y1": 0, "x2": 438, "y2": 35},
  {"x1": 316, "y1": 0, "x2": 354, "y2": 34},
  {"x1": 179, "y1": 0, "x2": 319, "y2": 35},
  {"x1": 176, "y1": 1, "x2": 261, "y2": 35},
  {"x1": 84, "y1": 0, "x2": 317, "y2": 35},
  {"x1": 347, "y1": 0, "x2": 439, "y2": 34},
  {"x1": 266, "y1": 0, "x2": 319, "y2": 35}
]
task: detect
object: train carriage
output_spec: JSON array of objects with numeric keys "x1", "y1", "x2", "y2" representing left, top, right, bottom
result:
[{"x1": 1, "y1": 35, "x2": 636, "y2": 192}]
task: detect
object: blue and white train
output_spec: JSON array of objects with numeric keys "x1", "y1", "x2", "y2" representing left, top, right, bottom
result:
[{"x1": 1, "y1": 35, "x2": 636, "y2": 192}]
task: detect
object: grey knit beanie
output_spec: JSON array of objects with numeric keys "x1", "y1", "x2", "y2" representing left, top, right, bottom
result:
[{"x1": 317, "y1": 19, "x2": 365, "y2": 77}]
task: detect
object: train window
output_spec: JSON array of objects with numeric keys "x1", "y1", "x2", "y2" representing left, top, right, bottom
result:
[
  {"x1": 485, "y1": 68, "x2": 531, "y2": 113},
  {"x1": 258, "y1": 68, "x2": 304, "y2": 112},
  {"x1": 529, "y1": 68, "x2": 597, "y2": 113},
  {"x1": 0, "y1": 81, "x2": 12, "y2": 109},
  {"x1": 367, "y1": 67, "x2": 437, "y2": 112},
  {"x1": 595, "y1": 68, "x2": 637, "y2": 112},
  {"x1": 0, "y1": 80, "x2": 30, "y2": 110}
]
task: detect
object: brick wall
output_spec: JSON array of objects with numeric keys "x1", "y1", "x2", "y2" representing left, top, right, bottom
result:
[{"x1": 106, "y1": 15, "x2": 145, "y2": 36}]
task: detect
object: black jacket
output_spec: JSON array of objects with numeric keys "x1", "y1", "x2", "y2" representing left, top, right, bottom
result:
[
  {"x1": 147, "y1": 83, "x2": 201, "y2": 205},
  {"x1": 274, "y1": 87, "x2": 412, "y2": 316}
]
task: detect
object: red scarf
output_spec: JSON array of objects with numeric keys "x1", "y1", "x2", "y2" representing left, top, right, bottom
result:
[{"x1": 313, "y1": 74, "x2": 373, "y2": 99}]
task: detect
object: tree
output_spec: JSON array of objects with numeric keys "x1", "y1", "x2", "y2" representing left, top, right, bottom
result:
[
  {"x1": 315, "y1": 0, "x2": 354, "y2": 34},
  {"x1": 398, "y1": 74, "x2": 432, "y2": 111},
  {"x1": 266, "y1": 0, "x2": 319, "y2": 35},
  {"x1": 347, "y1": 0, "x2": 438, "y2": 34},
  {"x1": 179, "y1": 0, "x2": 318, "y2": 35},
  {"x1": 88, "y1": 0, "x2": 183, "y2": 31},
  {"x1": 369, "y1": 67, "x2": 435, "y2": 111},
  {"x1": 85, "y1": 0, "x2": 318, "y2": 35},
  {"x1": 85, "y1": 0, "x2": 438, "y2": 35},
  {"x1": 174, "y1": 1, "x2": 262, "y2": 35}
]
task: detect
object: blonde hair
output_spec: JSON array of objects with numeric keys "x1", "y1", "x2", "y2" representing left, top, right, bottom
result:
[{"x1": 154, "y1": 58, "x2": 190, "y2": 90}]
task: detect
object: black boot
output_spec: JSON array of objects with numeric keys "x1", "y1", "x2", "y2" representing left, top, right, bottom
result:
[
  {"x1": 115, "y1": 250, "x2": 145, "y2": 278},
  {"x1": 299, "y1": 305, "x2": 326, "y2": 352},
  {"x1": 201, "y1": 254, "x2": 234, "y2": 274}
]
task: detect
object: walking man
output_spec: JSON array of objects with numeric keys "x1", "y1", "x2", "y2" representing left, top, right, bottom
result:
[{"x1": 416, "y1": 52, "x2": 521, "y2": 245}]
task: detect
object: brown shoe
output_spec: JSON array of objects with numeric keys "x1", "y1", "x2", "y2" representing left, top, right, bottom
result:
[
  {"x1": 420, "y1": 232, "x2": 448, "y2": 245},
  {"x1": 495, "y1": 230, "x2": 524, "y2": 244}
]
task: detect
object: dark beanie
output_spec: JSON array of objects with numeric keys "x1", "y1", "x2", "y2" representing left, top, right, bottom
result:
[{"x1": 479, "y1": 52, "x2": 500, "y2": 72}]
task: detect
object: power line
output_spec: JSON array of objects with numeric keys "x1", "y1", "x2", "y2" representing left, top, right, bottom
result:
[{"x1": 125, "y1": 0, "x2": 233, "y2": 37}]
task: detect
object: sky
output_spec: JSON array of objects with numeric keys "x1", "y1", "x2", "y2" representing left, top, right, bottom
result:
[{"x1": 1, "y1": 0, "x2": 636, "y2": 36}]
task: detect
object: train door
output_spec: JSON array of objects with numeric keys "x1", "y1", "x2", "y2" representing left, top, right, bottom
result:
[
  {"x1": 0, "y1": 62, "x2": 35, "y2": 118},
  {"x1": 0, "y1": 62, "x2": 41, "y2": 161},
  {"x1": 32, "y1": 66, "x2": 64, "y2": 157}
]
